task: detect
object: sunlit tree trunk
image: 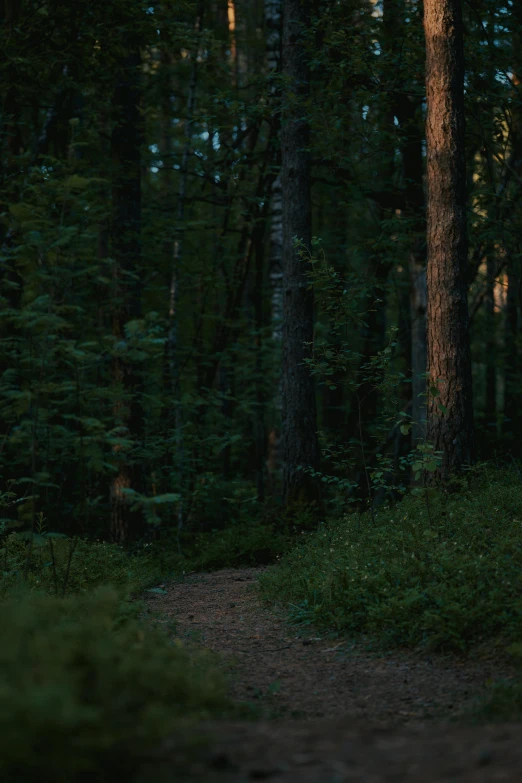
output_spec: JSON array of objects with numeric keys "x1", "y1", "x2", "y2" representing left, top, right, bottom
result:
[
  {"x1": 281, "y1": 0, "x2": 320, "y2": 504},
  {"x1": 424, "y1": 0, "x2": 475, "y2": 477}
]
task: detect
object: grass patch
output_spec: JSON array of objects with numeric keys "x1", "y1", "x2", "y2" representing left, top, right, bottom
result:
[
  {"x1": 259, "y1": 463, "x2": 522, "y2": 653},
  {"x1": 0, "y1": 586, "x2": 230, "y2": 782}
]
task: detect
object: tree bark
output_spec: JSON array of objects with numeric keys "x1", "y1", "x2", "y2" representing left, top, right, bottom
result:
[
  {"x1": 503, "y1": 9, "x2": 522, "y2": 455},
  {"x1": 424, "y1": 0, "x2": 475, "y2": 477},
  {"x1": 265, "y1": 0, "x2": 283, "y2": 497},
  {"x1": 484, "y1": 254, "x2": 496, "y2": 431},
  {"x1": 281, "y1": 0, "x2": 320, "y2": 505},
  {"x1": 504, "y1": 262, "x2": 521, "y2": 454}
]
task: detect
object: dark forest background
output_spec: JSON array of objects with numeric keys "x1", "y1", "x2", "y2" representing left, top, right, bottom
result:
[{"x1": 0, "y1": 0, "x2": 521, "y2": 545}]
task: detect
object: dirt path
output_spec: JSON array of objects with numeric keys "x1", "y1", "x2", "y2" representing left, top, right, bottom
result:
[{"x1": 148, "y1": 567, "x2": 522, "y2": 782}]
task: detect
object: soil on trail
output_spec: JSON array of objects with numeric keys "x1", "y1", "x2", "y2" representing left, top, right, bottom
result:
[{"x1": 148, "y1": 567, "x2": 522, "y2": 782}]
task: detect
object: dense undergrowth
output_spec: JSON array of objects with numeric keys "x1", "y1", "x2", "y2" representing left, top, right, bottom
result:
[
  {"x1": 4, "y1": 459, "x2": 522, "y2": 782},
  {"x1": 0, "y1": 533, "x2": 161, "y2": 599},
  {"x1": 259, "y1": 464, "x2": 522, "y2": 655},
  {"x1": 151, "y1": 510, "x2": 297, "y2": 573},
  {"x1": 0, "y1": 587, "x2": 230, "y2": 783},
  {"x1": 0, "y1": 530, "x2": 235, "y2": 782},
  {"x1": 0, "y1": 495, "x2": 292, "y2": 781}
]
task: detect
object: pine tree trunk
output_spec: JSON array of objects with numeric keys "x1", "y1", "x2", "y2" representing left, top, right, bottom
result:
[
  {"x1": 503, "y1": 15, "x2": 522, "y2": 456},
  {"x1": 424, "y1": 0, "x2": 475, "y2": 478},
  {"x1": 253, "y1": 231, "x2": 267, "y2": 502},
  {"x1": 281, "y1": 0, "x2": 319, "y2": 505},
  {"x1": 265, "y1": 0, "x2": 283, "y2": 497},
  {"x1": 504, "y1": 266, "x2": 521, "y2": 453},
  {"x1": 267, "y1": 174, "x2": 283, "y2": 497},
  {"x1": 484, "y1": 255, "x2": 497, "y2": 431}
]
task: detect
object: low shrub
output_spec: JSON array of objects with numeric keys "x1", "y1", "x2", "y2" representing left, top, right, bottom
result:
[
  {"x1": 470, "y1": 642, "x2": 522, "y2": 721},
  {"x1": 0, "y1": 587, "x2": 230, "y2": 782},
  {"x1": 148, "y1": 512, "x2": 295, "y2": 574},
  {"x1": 0, "y1": 533, "x2": 161, "y2": 598},
  {"x1": 259, "y1": 463, "x2": 522, "y2": 652},
  {"x1": 473, "y1": 677, "x2": 522, "y2": 722},
  {"x1": 179, "y1": 519, "x2": 290, "y2": 571}
]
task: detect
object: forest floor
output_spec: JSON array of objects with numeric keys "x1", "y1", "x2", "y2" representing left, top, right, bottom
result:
[{"x1": 147, "y1": 568, "x2": 522, "y2": 782}]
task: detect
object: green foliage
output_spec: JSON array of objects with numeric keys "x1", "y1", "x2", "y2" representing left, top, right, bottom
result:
[
  {"x1": 259, "y1": 464, "x2": 522, "y2": 653},
  {"x1": 473, "y1": 678, "x2": 522, "y2": 722},
  {"x1": 0, "y1": 530, "x2": 160, "y2": 599},
  {"x1": 153, "y1": 517, "x2": 291, "y2": 573},
  {"x1": 296, "y1": 238, "x2": 444, "y2": 510},
  {"x1": 471, "y1": 644, "x2": 522, "y2": 722},
  {"x1": 0, "y1": 587, "x2": 230, "y2": 783}
]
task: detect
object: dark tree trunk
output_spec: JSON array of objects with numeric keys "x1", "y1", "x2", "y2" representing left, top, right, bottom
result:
[
  {"x1": 110, "y1": 38, "x2": 144, "y2": 543},
  {"x1": 253, "y1": 230, "x2": 267, "y2": 502},
  {"x1": 504, "y1": 264, "x2": 521, "y2": 453},
  {"x1": 265, "y1": 0, "x2": 283, "y2": 498},
  {"x1": 400, "y1": 95, "x2": 427, "y2": 439},
  {"x1": 503, "y1": 15, "x2": 522, "y2": 456},
  {"x1": 424, "y1": 0, "x2": 475, "y2": 478},
  {"x1": 281, "y1": 0, "x2": 320, "y2": 505},
  {"x1": 484, "y1": 255, "x2": 497, "y2": 433}
]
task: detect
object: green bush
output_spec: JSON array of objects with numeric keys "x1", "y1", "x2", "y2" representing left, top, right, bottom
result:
[
  {"x1": 470, "y1": 642, "x2": 522, "y2": 721},
  {"x1": 148, "y1": 512, "x2": 294, "y2": 574},
  {"x1": 0, "y1": 533, "x2": 161, "y2": 598},
  {"x1": 259, "y1": 464, "x2": 522, "y2": 652},
  {"x1": 179, "y1": 520, "x2": 290, "y2": 571},
  {"x1": 0, "y1": 587, "x2": 229, "y2": 782},
  {"x1": 473, "y1": 677, "x2": 522, "y2": 722}
]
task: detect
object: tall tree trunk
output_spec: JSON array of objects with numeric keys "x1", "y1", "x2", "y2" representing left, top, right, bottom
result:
[
  {"x1": 110, "y1": 37, "x2": 144, "y2": 542},
  {"x1": 265, "y1": 0, "x2": 283, "y2": 497},
  {"x1": 398, "y1": 68, "x2": 428, "y2": 442},
  {"x1": 402, "y1": 98, "x2": 427, "y2": 440},
  {"x1": 503, "y1": 15, "x2": 522, "y2": 455},
  {"x1": 424, "y1": 0, "x2": 475, "y2": 478},
  {"x1": 504, "y1": 262, "x2": 521, "y2": 454},
  {"x1": 281, "y1": 0, "x2": 320, "y2": 505},
  {"x1": 253, "y1": 229, "x2": 267, "y2": 502},
  {"x1": 484, "y1": 254, "x2": 496, "y2": 432},
  {"x1": 267, "y1": 174, "x2": 283, "y2": 496}
]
